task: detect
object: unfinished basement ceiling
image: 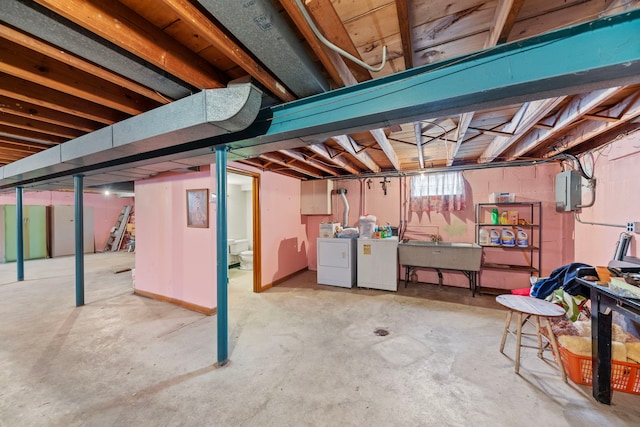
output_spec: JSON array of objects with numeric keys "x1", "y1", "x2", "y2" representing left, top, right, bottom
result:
[{"x1": 1, "y1": 0, "x2": 639, "y2": 186}]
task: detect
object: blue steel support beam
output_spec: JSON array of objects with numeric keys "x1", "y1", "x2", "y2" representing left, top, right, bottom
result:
[
  {"x1": 225, "y1": 10, "x2": 640, "y2": 152},
  {"x1": 215, "y1": 146, "x2": 229, "y2": 366},
  {"x1": 74, "y1": 175, "x2": 84, "y2": 307},
  {"x1": 15, "y1": 186, "x2": 24, "y2": 282}
]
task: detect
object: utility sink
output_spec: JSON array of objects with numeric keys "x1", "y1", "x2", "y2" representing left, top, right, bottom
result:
[{"x1": 398, "y1": 241, "x2": 482, "y2": 271}]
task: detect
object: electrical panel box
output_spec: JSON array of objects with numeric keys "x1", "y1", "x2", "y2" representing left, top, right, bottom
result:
[{"x1": 555, "y1": 170, "x2": 582, "y2": 212}]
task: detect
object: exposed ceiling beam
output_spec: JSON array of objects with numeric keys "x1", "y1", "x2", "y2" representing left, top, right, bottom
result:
[
  {"x1": 0, "y1": 137, "x2": 51, "y2": 152},
  {"x1": 258, "y1": 153, "x2": 323, "y2": 178},
  {"x1": 0, "y1": 24, "x2": 170, "y2": 105},
  {"x1": 303, "y1": 0, "x2": 372, "y2": 82},
  {"x1": 448, "y1": 113, "x2": 474, "y2": 166},
  {"x1": 414, "y1": 122, "x2": 425, "y2": 168},
  {"x1": 395, "y1": 0, "x2": 413, "y2": 69},
  {"x1": 479, "y1": 97, "x2": 565, "y2": 163},
  {"x1": 33, "y1": 0, "x2": 227, "y2": 90},
  {"x1": 159, "y1": 0, "x2": 296, "y2": 102},
  {"x1": 369, "y1": 128, "x2": 401, "y2": 170},
  {"x1": 332, "y1": 135, "x2": 381, "y2": 173},
  {"x1": 278, "y1": 149, "x2": 341, "y2": 176},
  {"x1": 307, "y1": 144, "x2": 361, "y2": 175},
  {"x1": 0, "y1": 39, "x2": 160, "y2": 115},
  {"x1": 0, "y1": 74, "x2": 128, "y2": 125},
  {"x1": 0, "y1": 125, "x2": 66, "y2": 145},
  {"x1": 0, "y1": 95, "x2": 102, "y2": 133},
  {"x1": 0, "y1": 115, "x2": 83, "y2": 140},
  {"x1": 507, "y1": 87, "x2": 623, "y2": 159},
  {"x1": 280, "y1": 0, "x2": 358, "y2": 87},
  {"x1": 490, "y1": 0, "x2": 525, "y2": 45},
  {"x1": 542, "y1": 92, "x2": 640, "y2": 158}
]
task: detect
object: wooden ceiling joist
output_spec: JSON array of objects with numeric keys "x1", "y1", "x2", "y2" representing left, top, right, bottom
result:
[
  {"x1": 33, "y1": 0, "x2": 227, "y2": 90},
  {"x1": 158, "y1": 0, "x2": 295, "y2": 101},
  {"x1": 0, "y1": 95, "x2": 102, "y2": 133},
  {"x1": 0, "y1": 24, "x2": 171, "y2": 104},
  {"x1": 507, "y1": 87, "x2": 623, "y2": 160},
  {"x1": 0, "y1": 38, "x2": 161, "y2": 115},
  {"x1": 0, "y1": 74, "x2": 128, "y2": 125},
  {"x1": 479, "y1": 97, "x2": 565, "y2": 163},
  {"x1": 369, "y1": 129, "x2": 401, "y2": 170},
  {"x1": 278, "y1": 149, "x2": 341, "y2": 176},
  {"x1": 0, "y1": 125, "x2": 67, "y2": 145},
  {"x1": 0, "y1": 115, "x2": 84, "y2": 140},
  {"x1": 541, "y1": 92, "x2": 640, "y2": 158},
  {"x1": 333, "y1": 135, "x2": 380, "y2": 173},
  {"x1": 307, "y1": 144, "x2": 361, "y2": 175},
  {"x1": 259, "y1": 153, "x2": 323, "y2": 178}
]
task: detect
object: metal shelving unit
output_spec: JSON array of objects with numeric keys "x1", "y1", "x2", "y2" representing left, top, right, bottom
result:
[{"x1": 475, "y1": 202, "x2": 542, "y2": 287}]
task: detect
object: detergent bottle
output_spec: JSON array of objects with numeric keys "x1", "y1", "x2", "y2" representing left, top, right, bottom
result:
[
  {"x1": 501, "y1": 228, "x2": 515, "y2": 247},
  {"x1": 489, "y1": 228, "x2": 500, "y2": 246},
  {"x1": 517, "y1": 229, "x2": 529, "y2": 247},
  {"x1": 478, "y1": 228, "x2": 490, "y2": 246}
]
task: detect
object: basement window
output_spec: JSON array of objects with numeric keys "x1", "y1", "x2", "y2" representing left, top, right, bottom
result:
[{"x1": 410, "y1": 171, "x2": 466, "y2": 213}]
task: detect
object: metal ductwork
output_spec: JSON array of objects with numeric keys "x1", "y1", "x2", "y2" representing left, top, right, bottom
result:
[
  {"x1": 198, "y1": 0, "x2": 330, "y2": 98},
  {"x1": 0, "y1": 84, "x2": 262, "y2": 188},
  {"x1": 4, "y1": 0, "x2": 194, "y2": 99}
]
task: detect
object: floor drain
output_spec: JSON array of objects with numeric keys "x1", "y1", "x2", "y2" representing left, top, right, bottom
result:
[{"x1": 374, "y1": 328, "x2": 389, "y2": 336}]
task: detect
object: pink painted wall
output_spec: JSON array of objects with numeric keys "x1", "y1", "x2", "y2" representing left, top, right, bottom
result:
[
  {"x1": 305, "y1": 162, "x2": 573, "y2": 290},
  {"x1": 0, "y1": 190, "x2": 133, "y2": 251},
  {"x1": 133, "y1": 161, "x2": 307, "y2": 310},
  {"x1": 574, "y1": 135, "x2": 640, "y2": 265},
  {"x1": 134, "y1": 168, "x2": 217, "y2": 309}
]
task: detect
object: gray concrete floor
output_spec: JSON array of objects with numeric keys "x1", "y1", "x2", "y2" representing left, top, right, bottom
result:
[{"x1": 1, "y1": 252, "x2": 639, "y2": 426}]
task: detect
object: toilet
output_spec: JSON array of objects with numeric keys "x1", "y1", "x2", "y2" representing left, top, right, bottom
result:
[
  {"x1": 240, "y1": 250, "x2": 253, "y2": 270},
  {"x1": 228, "y1": 239, "x2": 252, "y2": 270}
]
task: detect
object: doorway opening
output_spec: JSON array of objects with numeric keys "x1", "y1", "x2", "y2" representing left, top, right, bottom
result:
[{"x1": 226, "y1": 168, "x2": 262, "y2": 292}]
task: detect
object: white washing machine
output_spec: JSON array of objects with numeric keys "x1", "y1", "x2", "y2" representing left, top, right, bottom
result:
[
  {"x1": 317, "y1": 237, "x2": 357, "y2": 288},
  {"x1": 357, "y1": 237, "x2": 398, "y2": 291}
]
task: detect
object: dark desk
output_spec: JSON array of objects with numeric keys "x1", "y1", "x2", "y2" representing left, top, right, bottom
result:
[{"x1": 576, "y1": 276, "x2": 640, "y2": 404}]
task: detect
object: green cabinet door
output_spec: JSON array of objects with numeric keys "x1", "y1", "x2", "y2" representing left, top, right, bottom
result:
[{"x1": 4, "y1": 205, "x2": 47, "y2": 262}]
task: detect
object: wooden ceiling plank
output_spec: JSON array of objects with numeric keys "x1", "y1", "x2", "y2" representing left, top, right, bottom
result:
[
  {"x1": 278, "y1": 149, "x2": 340, "y2": 176},
  {"x1": 33, "y1": 0, "x2": 227, "y2": 90},
  {"x1": 369, "y1": 128, "x2": 401, "y2": 170},
  {"x1": 157, "y1": 0, "x2": 295, "y2": 101},
  {"x1": 0, "y1": 114, "x2": 84, "y2": 139},
  {"x1": 395, "y1": 0, "x2": 413, "y2": 69},
  {"x1": 0, "y1": 95, "x2": 101, "y2": 133},
  {"x1": 305, "y1": 0, "x2": 372, "y2": 82},
  {"x1": 0, "y1": 24, "x2": 170, "y2": 104},
  {"x1": 542, "y1": 92, "x2": 640, "y2": 158},
  {"x1": 0, "y1": 38, "x2": 160, "y2": 115},
  {"x1": 0, "y1": 74, "x2": 128, "y2": 125},
  {"x1": 447, "y1": 113, "x2": 474, "y2": 166},
  {"x1": 280, "y1": 0, "x2": 358, "y2": 87},
  {"x1": 479, "y1": 96, "x2": 565, "y2": 163},
  {"x1": 0, "y1": 124, "x2": 66, "y2": 144},
  {"x1": 508, "y1": 87, "x2": 623, "y2": 160},
  {"x1": 307, "y1": 144, "x2": 361, "y2": 174},
  {"x1": 333, "y1": 135, "x2": 381, "y2": 173}
]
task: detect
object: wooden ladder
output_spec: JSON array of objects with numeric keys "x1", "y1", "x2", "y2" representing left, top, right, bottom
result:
[{"x1": 104, "y1": 205, "x2": 132, "y2": 252}]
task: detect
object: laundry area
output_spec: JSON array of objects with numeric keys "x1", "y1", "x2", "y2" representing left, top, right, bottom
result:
[{"x1": 2, "y1": 252, "x2": 640, "y2": 426}]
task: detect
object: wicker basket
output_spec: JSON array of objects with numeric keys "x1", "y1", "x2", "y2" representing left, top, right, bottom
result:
[{"x1": 558, "y1": 344, "x2": 640, "y2": 394}]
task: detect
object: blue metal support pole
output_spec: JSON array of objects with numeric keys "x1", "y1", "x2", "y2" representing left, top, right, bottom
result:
[
  {"x1": 74, "y1": 175, "x2": 85, "y2": 307},
  {"x1": 15, "y1": 186, "x2": 24, "y2": 282},
  {"x1": 215, "y1": 145, "x2": 229, "y2": 365}
]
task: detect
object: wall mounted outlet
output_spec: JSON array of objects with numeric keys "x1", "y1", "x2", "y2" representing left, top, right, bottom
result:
[{"x1": 627, "y1": 222, "x2": 640, "y2": 233}]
